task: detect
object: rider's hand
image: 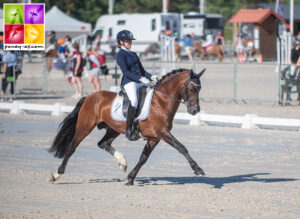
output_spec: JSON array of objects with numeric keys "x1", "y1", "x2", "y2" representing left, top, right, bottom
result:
[
  {"x1": 151, "y1": 75, "x2": 158, "y2": 82},
  {"x1": 140, "y1": 76, "x2": 151, "y2": 85}
]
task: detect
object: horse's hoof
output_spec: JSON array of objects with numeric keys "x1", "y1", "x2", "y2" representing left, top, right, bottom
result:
[
  {"x1": 49, "y1": 171, "x2": 61, "y2": 183},
  {"x1": 119, "y1": 164, "x2": 127, "y2": 173},
  {"x1": 194, "y1": 168, "x2": 205, "y2": 176},
  {"x1": 125, "y1": 180, "x2": 134, "y2": 186}
]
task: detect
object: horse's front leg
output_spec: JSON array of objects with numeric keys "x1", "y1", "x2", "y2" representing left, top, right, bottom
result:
[
  {"x1": 126, "y1": 139, "x2": 159, "y2": 185},
  {"x1": 163, "y1": 132, "x2": 205, "y2": 176}
]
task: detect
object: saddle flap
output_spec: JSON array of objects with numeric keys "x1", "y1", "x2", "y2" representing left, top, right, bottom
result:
[{"x1": 122, "y1": 86, "x2": 148, "y2": 118}]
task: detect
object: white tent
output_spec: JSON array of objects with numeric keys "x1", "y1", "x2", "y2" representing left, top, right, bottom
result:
[{"x1": 45, "y1": 6, "x2": 91, "y2": 38}]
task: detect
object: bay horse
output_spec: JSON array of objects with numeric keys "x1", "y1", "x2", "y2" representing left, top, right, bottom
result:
[
  {"x1": 280, "y1": 66, "x2": 300, "y2": 105},
  {"x1": 193, "y1": 43, "x2": 223, "y2": 62},
  {"x1": 49, "y1": 68, "x2": 206, "y2": 185}
]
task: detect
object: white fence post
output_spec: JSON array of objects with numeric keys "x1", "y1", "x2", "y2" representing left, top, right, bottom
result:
[
  {"x1": 51, "y1": 103, "x2": 66, "y2": 116},
  {"x1": 10, "y1": 101, "x2": 24, "y2": 114},
  {"x1": 241, "y1": 114, "x2": 258, "y2": 129}
]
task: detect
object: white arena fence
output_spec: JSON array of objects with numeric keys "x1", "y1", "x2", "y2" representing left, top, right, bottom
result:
[
  {"x1": 0, "y1": 101, "x2": 299, "y2": 132},
  {"x1": 1, "y1": 57, "x2": 299, "y2": 104}
]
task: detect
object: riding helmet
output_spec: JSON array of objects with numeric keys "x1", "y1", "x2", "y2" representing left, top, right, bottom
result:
[{"x1": 116, "y1": 30, "x2": 136, "y2": 43}]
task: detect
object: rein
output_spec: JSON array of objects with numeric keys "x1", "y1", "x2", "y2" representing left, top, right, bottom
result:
[{"x1": 153, "y1": 86, "x2": 186, "y2": 104}]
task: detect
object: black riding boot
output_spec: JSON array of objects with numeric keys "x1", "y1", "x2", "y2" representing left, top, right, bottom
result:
[{"x1": 126, "y1": 105, "x2": 140, "y2": 141}]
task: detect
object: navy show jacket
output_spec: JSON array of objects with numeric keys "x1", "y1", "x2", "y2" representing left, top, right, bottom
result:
[{"x1": 116, "y1": 49, "x2": 152, "y2": 86}]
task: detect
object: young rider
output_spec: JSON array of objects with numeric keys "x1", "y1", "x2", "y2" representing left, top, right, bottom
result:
[{"x1": 116, "y1": 30, "x2": 158, "y2": 141}]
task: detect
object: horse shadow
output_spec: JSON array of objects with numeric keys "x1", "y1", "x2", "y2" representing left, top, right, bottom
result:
[{"x1": 85, "y1": 173, "x2": 297, "y2": 189}]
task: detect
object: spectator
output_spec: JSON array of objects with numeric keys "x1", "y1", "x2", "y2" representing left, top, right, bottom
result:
[
  {"x1": 215, "y1": 30, "x2": 225, "y2": 53},
  {"x1": 0, "y1": 42, "x2": 4, "y2": 74},
  {"x1": 15, "y1": 51, "x2": 24, "y2": 76},
  {"x1": 92, "y1": 35, "x2": 101, "y2": 52},
  {"x1": 181, "y1": 34, "x2": 194, "y2": 61},
  {"x1": 45, "y1": 30, "x2": 56, "y2": 54},
  {"x1": 235, "y1": 33, "x2": 245, "y2": 63},
  {"x1": 1, "y1": 50, "x2": 17, "y2": 102},
  {"x1": 290, "y1": 40, "x2": 300, "y2": 78},
  {"x1": 57, "y1": 38, "x2": 66, "y2": 63},
  {"x1": 97, "y1": 50, "x2": 109, "y2": 76},
  {"x1": 71, "y1": 42, "x2": 83, "y2": 98},
  {"x1": 86, "y1": 47, "x2": 101, "y2": 92},
  {"x1": 63, "y1": 35, "x2": 73, "y2": 57}
]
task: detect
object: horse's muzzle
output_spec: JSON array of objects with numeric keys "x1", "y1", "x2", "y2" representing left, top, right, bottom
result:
[{"x1": 188, "y1": 105, "x2": 200, "y2": 115}]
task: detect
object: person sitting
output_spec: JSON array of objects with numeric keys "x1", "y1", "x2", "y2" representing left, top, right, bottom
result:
[
  {"x1": 116, "y1": 30, "x2": 158, "y2": 141},
  {"x1": 202, "y1": 32, "x2": 214, "y2": 54}
]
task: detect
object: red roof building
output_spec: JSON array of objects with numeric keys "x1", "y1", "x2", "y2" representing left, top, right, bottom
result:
[
  {"x1": 229, "y1": 9, "x2": 286, "y2": 61},
  {"x1": 229, "y1": 9, "x2": 285, "y2": 24}
]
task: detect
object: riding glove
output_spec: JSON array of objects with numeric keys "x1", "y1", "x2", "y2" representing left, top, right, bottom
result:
[
  {"x1": 140, "y1": 76, "x2": 151, "y2": 85},
  {"x1": 151, "y1": 75, "x2": 158, "y2": 82}
]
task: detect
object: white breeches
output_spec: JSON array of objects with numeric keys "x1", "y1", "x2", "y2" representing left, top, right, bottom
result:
[{"x1": 123, "y1": 82, "x2": 147, "y2": 108}]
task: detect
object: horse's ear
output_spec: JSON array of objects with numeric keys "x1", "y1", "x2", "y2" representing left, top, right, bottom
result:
[
  {"x1": 197, "y1": 68, "x2": 206, "y2": 78},
  {"x1": 190, "y1": 69, "x2": 195, "y2": 77}
]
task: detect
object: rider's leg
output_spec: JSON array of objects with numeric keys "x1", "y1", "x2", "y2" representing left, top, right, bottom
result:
[{"x1": 124, "y1": 82, "x2": 140, "y2": 141}]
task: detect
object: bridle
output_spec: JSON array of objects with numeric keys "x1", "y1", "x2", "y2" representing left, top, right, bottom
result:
[{"x1": 152, "y1": 73, "x2": 200, "y2": 105}]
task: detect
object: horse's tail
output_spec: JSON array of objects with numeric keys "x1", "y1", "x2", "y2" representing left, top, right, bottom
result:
[{"x1": 49, "y1": 97, "x2": 86, "y2": 158}]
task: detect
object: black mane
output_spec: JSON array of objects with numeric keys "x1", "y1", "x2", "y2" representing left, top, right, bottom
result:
[{"x1": 156, "y1": 68, "x2": 189, "y2": 86}]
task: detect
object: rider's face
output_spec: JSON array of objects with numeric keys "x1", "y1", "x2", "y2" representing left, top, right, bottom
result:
[{"x1": 123, "y1": 40, "x2": 132, "y2": 49}]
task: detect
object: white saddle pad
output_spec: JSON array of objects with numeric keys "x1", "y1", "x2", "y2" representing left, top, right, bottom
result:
[{"x1": 110, "y1": 89, "x2": 155, "y2": 122}]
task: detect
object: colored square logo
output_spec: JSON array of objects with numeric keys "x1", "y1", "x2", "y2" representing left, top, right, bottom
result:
[
  {"x1": 4, "y1": 25, "x2": 24, "y2": 44},
  {"x1": 4, "y1": 3, "x2": 45, "y2": 50},
  {"x1": 4, "y1": 4, "x2": 24, "y2": 24},
  {"x1": 24, "y1": 4, "x2": 44, "y2": 24},
  {"x1": 25, "y1": 24, "x2": 44, "y2": 44}
]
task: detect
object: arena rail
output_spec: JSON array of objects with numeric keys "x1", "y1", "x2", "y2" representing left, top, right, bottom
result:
[{"x1": 0, "y1": 101, "x2": 300, "y2": 132}]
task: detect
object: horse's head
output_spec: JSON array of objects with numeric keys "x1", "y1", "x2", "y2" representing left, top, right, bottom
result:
[{"x1": 181, "y1": 68, "x2": 205, "y2": 115}]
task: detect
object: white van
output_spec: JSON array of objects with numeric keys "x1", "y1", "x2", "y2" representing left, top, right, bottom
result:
[{"x1": 93, "y1": 13, "x2": 180, "y2": 53}]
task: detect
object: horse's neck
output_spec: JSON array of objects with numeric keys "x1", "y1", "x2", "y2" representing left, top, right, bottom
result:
[{"x1": 156, "y1": 73, "x2": 187, "y2": 110}]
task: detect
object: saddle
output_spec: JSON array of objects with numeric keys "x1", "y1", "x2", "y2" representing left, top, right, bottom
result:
[
  {"x1": 118, "y1": 86, "x2": 148, "y2": 119},
  {"x1": 205, "y1": 45, "x2": 213, "y2": 52}
]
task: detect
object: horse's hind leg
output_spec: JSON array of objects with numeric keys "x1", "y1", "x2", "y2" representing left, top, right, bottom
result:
[
  {"x1": 97, "y1": 127, "x2": 127, "y2": 172},
  {"x1": 50, "y1": 121, "x2": 96, "y2": 182},
  {"x1": 163, "y1": 132, "x2": 205, "y2": 176},
  {"x1": 126, "y1": 139, "x2": 159, "y2": 185}
]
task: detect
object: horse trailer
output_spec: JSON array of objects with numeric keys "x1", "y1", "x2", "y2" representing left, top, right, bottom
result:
[
  {"x1": 181, "y1": 12, "x2": 224, "y2": 40},
  {"x1": 93, "y1": 13, "x2": 181, "y2": 53}
]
